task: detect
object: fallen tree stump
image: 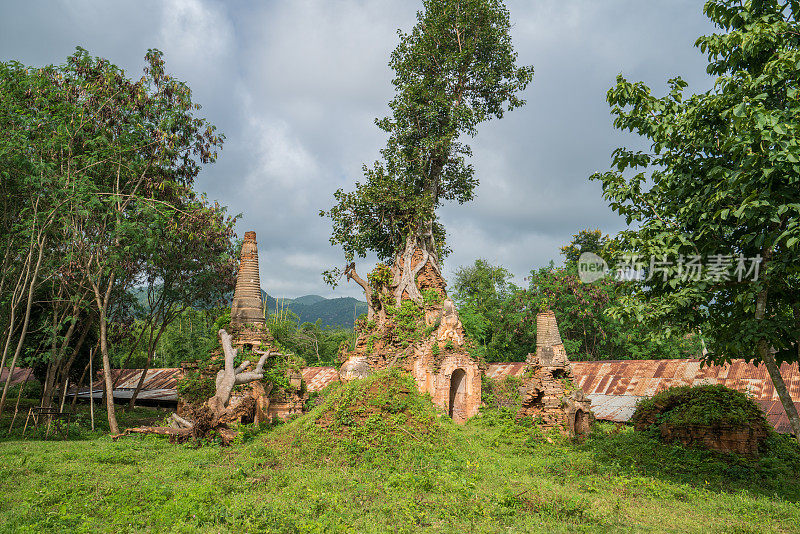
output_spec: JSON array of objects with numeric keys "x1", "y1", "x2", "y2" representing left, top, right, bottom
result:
[{"x1": 115, "y1": 329, "x2": 272, "y2": 447}]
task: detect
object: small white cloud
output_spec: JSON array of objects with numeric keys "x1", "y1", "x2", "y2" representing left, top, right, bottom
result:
[
  {"x1": 245, "y1": 115, "x2": 319, "y2": 191},
  {"x1": 159, "y1": 0, "x2": 233, "y2": 64}
]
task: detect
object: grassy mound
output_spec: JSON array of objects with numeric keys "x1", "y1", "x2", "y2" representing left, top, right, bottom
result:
[
  {"x1": 632, "y1": 384, "x2": 769, "y2": 431},
  {"x1": 268, "y1": 368, "x2": 448, "y2": 464}
]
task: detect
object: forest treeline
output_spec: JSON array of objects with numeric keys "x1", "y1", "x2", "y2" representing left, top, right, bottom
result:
[
  {"x1": 451, "y1": 230, "x2": 702, "y2": 363},
  {"x1": 0, "y1": 48, "x2": 237, "y2": 432}
]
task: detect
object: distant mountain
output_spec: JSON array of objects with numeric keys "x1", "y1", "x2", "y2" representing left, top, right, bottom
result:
[
  {"x1": 262, "y1": 292, "x2": 367, "y2": 329},
  {"x1": 292, "y1": 295, "x2": 326, "y2": 306}
]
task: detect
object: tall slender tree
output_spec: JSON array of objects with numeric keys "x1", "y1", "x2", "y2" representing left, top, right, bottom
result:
[{"x1": 323, "y1": 0, "x2": 532, "y2": 321}]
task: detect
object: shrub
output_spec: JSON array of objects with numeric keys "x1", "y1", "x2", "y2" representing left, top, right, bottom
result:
[
  {"x1": 632, "y1": 384, "x2": 769, "y2": 430},
  {"x1": 481, "y1": 375, "x2": 522, "y2": 409},
  {"x1": 387, "y1": 300, "x2": 424, "y2": 343},
  {"x1": 176, "y1": 371, "x2": 215, "y2": 405}
]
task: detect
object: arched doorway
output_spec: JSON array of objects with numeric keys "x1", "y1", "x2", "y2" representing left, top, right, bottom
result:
[{"x1": 448, "y1": 368, "x2": 467, "y2": 420}]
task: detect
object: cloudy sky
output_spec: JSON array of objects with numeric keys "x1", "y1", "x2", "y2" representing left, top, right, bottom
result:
[{"x1": 0, "y1": 1, "x2": 717, "y2": 299}]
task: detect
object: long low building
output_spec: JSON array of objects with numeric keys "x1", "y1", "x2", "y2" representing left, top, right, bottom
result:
[
  {"x1": 487, "y1": 359, "x2": 800, "y2": 434},
  {"x1": 73, "y1": 368, "x2": 183, "y2": 406},
  {"x1": 63, "y1": 358, "x2": 799, "y2": 433}
]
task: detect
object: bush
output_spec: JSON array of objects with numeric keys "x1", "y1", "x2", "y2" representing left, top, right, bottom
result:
[
  {"x1": 481, "y1": 375, "x2": 522, "y2": 409},
  {"x1": 176, "y1": 371, "x2": 215, "y2": 405},
  {"x1": 632, "y1": 384, "x2": 769, "y2": 430}
]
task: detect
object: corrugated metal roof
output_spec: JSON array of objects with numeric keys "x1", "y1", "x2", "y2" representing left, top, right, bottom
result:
[
  {"x1": 487, "y1": 359, "x2": 800, "y2": 434},
  {"x1": 570, "y1": 359, "x2": 800, "y2": 401},
  {"x1": 585, "y1": 394, "x2": 643, "y2": 423},
  {"x1": 484, "y1": 362, "x2": 526, "y2": 380},
  {"x1": 75, "y1": 366, "x2": 342, "y2": 404},
  {"x1": 0, "y1": 368, "x2": 36, "y2": 387},
  {"x1": 77, "y1": 368, "x2": 183, "y2": 404},
  {"x1": 301, "y1": 366, "x2": 339, "y2": 392}
]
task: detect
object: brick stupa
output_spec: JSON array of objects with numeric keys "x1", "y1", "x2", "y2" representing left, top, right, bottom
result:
[
  {"x1": 231, "y1": 231, "x2": 265, "y2": 327},
  {"x1": 518, "y1": 310, "x2": 594, "y2": 436}
]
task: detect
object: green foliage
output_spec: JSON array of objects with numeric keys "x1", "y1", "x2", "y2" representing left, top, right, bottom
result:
[
  {"x1": 367, "y1": 264, "x2": 392, "y2": 289},
  {"x1": 176, "y1": 371, "x2": 216, "y2": 405},
  {"x1": 560, "y1": 229, "x2": 613, "y2": 267},
  {"x1": 481, "y1": 375, "x2": 522, "y2": 409},
  {"x1": 591, "y1": 0, "x2": 800, "y2": 366},
  {"x1": 322, "y1": 0, "x2": 533, "y2": 275},
  {"x1": 452, "y1": 258, "x2": 520, "y2": 360},
  {"x1": 521, "y1": 265, "x2": 703, "y2": 362},
  {"x1": 267, "y1": 310, "x2": 355, "y2": 366},
  {"x1": 115, "y1": 307, "x2": 228, "y2": 368},
  {"x1": 633, "y1": 384, "x2": 770, "y2": 430},
  {"x1": 387, "y1": 299, "x2": 425, "y2": 344},
  {"x1": 453, "y1": 256, "x2": 702, "y2": 362},
  {"x1": 421, "y1": 288, "x2": 443, "y2": 307}
]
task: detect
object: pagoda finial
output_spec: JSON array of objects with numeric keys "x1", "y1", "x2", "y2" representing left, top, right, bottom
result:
[{"x1": 231, "y1": 231, "x2": 265, "y2": 325}]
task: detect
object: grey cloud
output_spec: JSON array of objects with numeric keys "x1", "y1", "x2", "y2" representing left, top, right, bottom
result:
[{"x1": 1, "y1": 0, "x2": 719, "y2": 299}]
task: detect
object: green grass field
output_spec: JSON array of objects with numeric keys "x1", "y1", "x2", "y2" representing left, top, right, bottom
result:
[{"x1": 1, "y1": 374, "x2": 799, "y2": 533}]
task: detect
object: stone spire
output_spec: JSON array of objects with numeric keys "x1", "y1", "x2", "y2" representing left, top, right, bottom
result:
[
  {"x1": 536, "y1": 310, "x2": 563, "y2": 348},
  {"x1": 231, "y1": 231, "x2": 265, "y2": 326},
  {"x1": 518, "y1": 309, "x2": 594, "y2": 436}
]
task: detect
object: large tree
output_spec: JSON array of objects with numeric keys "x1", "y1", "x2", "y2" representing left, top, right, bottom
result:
[
  {"x1": 322, "y1": 0, "x2": 532, "y2": 319},
  {"x1": 592, "y1": 0, "x2": 800, "y2": 440},
  {"x1": 0, "y1": 49, "x2": 231, "y2": 433}
]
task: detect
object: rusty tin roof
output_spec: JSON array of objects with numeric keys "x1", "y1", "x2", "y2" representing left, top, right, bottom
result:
[
  {"x1": 0, "y1": 368, "x2": 35, "y2": 387},
  {"x1": 486, "y1": 359, "x2": 800, "y2": 433}
]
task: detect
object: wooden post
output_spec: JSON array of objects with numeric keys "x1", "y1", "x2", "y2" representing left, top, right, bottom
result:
[
  {"x1": 89, "y1": 347, "x2": 95, "y2": 431},
  {"x1": 59, "y1": 378, "x2": 68, "y2": 412}
]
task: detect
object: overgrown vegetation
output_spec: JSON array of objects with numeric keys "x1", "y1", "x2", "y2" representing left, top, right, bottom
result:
[
  {"x1": 481, "y1": 375, "x2": 522, "y2": 409},
  {"x1": 2, "y1": 381, "x2": 799, "y2": 532},
  {"x1": 278, "y1": 369, "x2": 444, "y2": 464},
  {"x1": 633, "y1": 384, "x2": 770, "y2": 430},
  {"x1": 175, "y1": 371, "x2": 216, "y2": 405}
]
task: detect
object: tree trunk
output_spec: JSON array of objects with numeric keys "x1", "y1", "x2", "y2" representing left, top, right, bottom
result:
[
  {"x1": 0, "y1": 305, "x2": 17, "y2": 374},
  {"x1": 0, "y1": 239, "x2": 45, "y2": 415},
  {"x1": 345, "y1": 264, "x2": 375, "y2": 320},
  {"x1": 93, "y1": 274, "x2": 120, "y2": 435},
  {"x1": 761, "y1": 343, "x2": 800, "y2": 440},
  {"x1": 755, "y1": 287, "x2": 800, "y2": 442},
  {"x1": 209, "y1": 329, "x2": 268, "y2": 418},
  {"x1": 391, "y1": 225, "x2": 441, "y2": 306}
]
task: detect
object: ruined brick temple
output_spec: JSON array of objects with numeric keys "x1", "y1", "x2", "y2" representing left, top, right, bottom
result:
[
  {"x1": 339, "y1": 250, "x2": 482, "y2": 423},
  {"x1": 518, "y1": 310, "x2": 594, "y2": 435},
  {"x1": 184, "y1": 231, "x2": 305, "y2": 422}
]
